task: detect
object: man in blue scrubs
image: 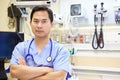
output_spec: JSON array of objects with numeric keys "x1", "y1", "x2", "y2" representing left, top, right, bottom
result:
[{"x1": 10, "y1": 6, "x2": 71, "y2": 80}]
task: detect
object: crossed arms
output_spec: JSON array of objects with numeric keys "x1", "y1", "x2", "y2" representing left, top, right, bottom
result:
[{"x1": 10, "y1": 57, "x2": 67, "y2": 80}]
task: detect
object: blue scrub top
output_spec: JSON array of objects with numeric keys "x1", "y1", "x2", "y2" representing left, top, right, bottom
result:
[{"x1": 10, "y1": 38, "x2": 71, "y2": 79}]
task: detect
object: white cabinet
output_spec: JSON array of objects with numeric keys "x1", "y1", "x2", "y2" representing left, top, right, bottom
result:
[{"x1": 69, "y1": 66, "x2": 120, "y2": 80}]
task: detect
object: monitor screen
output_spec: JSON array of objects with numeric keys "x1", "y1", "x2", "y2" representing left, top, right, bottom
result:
[
  {"x1": 16, "y1": 0, "x2": 46, "y2": 1},
  {"x1": 14, "y1": 0, "x2": 50, "y2": 8},
  {"x1": 0, "y1": 32, "x2": 24, "y2": 59}
]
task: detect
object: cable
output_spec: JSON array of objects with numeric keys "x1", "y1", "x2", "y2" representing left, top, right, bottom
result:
[
  {"x1": 92, "y1": 4, "x2": 99, "y2": 49},
  {"x1": 99, "y1": 2, "x2": 104, "y2": 48}
]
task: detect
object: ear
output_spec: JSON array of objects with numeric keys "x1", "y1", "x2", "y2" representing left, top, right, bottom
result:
[{"x1": 51, "y1": 22, "x2": 54, "y2": 28}]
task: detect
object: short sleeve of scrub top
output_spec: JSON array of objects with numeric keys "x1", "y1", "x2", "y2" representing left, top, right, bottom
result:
[
  {"x1": 10, "y1": 39, "x2": 71, "y2": 79},
  {"x1": 10, "y1": 41, "x2": 28, "y2": 65}
]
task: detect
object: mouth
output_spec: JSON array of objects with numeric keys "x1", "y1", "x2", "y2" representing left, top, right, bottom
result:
[{"x1": 36, "y1": 30, "x2": 44, "y2": 33}]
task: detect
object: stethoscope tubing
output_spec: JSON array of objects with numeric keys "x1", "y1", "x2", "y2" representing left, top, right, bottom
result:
[
  {"x1": 25, "y1": 38, "x2": 52, "y2": 64},
  {"x1": 25, "y1": 38, "x2": 34, "y2": 63}
]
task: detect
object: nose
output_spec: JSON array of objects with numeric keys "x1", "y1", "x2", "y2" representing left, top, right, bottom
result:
[{"x1": 37, "y1": 22, "x2": 42, "y2": 28}]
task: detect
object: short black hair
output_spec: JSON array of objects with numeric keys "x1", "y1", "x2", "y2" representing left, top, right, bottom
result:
[{"x1": 30, "y1": 5, "x2": 53, "y2": 22}]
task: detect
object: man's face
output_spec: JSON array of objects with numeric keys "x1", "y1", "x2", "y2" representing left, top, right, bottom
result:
[{"x1": 30, "y1": 11, "x2": 53, "y2": 38}]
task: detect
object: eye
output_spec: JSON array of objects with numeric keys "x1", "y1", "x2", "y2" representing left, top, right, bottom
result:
[
  {"x1": 41, "y1": 20, "x2": 47, "y2": 24},
  {"x1": 33, "y1": 20, "x2": 39, "y2": 24}
]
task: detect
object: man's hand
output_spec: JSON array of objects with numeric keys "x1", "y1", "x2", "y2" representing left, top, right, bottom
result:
[{"x1": 17, "y1": 57, "x2": 27, "y2": 65}]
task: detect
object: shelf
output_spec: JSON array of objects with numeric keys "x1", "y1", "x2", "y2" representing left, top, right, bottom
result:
[
  {"x1": 64, "y1": 44, "x2": 120, "y2": 51},
  {"x1": 72, "y1": 66, "x2": 120, "y2": 76}
]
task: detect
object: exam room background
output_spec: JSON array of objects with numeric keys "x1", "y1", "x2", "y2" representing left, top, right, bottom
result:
[
  {"x1": 0, "y1": 0, "x2": 119, "y2": 31},
  {"x1": 0, "y1": 0, "x2": 120, "y2": 69},
  {"x1": 0, "y1": 0, "x2": 120, "y2": 65},
  {"x1": 0, "y1": 0, "x2": 120, "y2": 80}
]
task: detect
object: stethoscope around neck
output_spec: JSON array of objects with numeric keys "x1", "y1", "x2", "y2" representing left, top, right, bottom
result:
[{"x1": 25, "y1": 38, "x2": 52, "y2": 65}]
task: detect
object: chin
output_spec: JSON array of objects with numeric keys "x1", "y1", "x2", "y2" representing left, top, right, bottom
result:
[{"x1": 36, "y1": 35, "x2": 46, "y2": 38}]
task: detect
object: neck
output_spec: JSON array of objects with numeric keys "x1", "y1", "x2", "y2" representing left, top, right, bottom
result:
[
  {"x1": 34, "y1": 37, "x2": 50, "y2": 53},
  {"x1": 34, "y1": 37, "x2": 49, "y2": 45}
]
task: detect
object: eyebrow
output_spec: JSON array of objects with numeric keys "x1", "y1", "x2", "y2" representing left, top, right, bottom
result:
[
  {"x1": 33, "y1": 18, "x2": 47, "y2": 21},
  {"x1": 41, "y1": 19, "x2": 47, "y2": 21}
]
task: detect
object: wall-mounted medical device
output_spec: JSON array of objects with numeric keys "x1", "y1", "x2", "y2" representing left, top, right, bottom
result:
[
  {"x1": 70, "y1": 3, "x2": 87, "y2": 27},
  {"x1": 67, "y1": 4, "x2": 81, "y2": 41},
  {"x1": 70, "y1": 4, "x2": 82, "y2": 27},
  {"x1": 13, "y1": 0, "x2": 51, "y2": 8},
  {"x1": 8, "y1": 4, "x2": 22, "y2": 32},
  {"x1": 53, "y1": 13, "x2": 63, "y2": 24},
  {"x1": 115, "y1": 8, "x2": 120, "y2": 24},
  {"x1": 70, "y1": 4, "x2": 81, "y2": 16},
  {"x1": 92, "y1": 2, "x2": 106, "y2": 49}
]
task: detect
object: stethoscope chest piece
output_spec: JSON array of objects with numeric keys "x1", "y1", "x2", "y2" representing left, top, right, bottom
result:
[{"x1": 47, "y1": 56, "x2": 52, "y2": 62}]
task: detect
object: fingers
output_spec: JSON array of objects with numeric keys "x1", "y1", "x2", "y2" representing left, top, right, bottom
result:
[{"x1": 17, "y1": 57, "x2": 27, "y2": 65}]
